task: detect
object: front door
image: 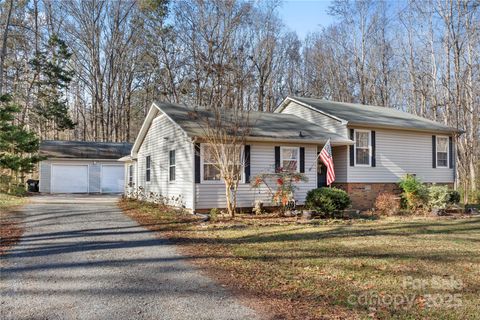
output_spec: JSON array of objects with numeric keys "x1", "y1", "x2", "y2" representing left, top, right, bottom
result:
[{"x1": 317, "y1": 152, "x2": 327, "y2": 188}]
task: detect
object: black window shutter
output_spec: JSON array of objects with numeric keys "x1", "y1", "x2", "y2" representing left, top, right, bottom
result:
[
  {"x1": 244, "y1": 145, "x2": 251, "y2": 183},
  {"x1": 194, "y1": 143, "x2": 201, "y2": 183},
  {"x1": 275, "y1": 146, "x2": 280, "y2": 171},
  {"x1": 349, "y1": 129, "x2": 355, "y2": 166},
  {"x1": 449, "y1": 136, "x2": 453, "y2": 169},
  {"x1": 432, "y1": 135, "x2": 436, "y2": 168},
  {"x1": 299, "y1": 147, "x2": 305, "y2": 173},
  {"x1": 371, "y1": 131, "x2": 376, "y2": 167}
]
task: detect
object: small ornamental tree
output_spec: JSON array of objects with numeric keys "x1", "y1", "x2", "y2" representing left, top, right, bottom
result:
[{"x1": 251, "y1": 168, "x2": 308, "y2": 215}]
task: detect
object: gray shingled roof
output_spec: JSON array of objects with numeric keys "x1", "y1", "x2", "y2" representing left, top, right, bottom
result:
[
  {"x1": 154, "y1": 101, "x2": 352, "y2": 145},
  {"x1": 288, "y1": 96, "x2": 461, "y2": 133},
  {"x1": 40, "y1": 140, "x2": 133, "y2": 159}
]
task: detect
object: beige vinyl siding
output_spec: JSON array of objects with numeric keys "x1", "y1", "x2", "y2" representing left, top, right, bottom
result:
[
  {"x1": 136, "y1": 114, "x2": 194, "y2": 209},
  {"x1": 39, "y1": 160, "x2": 121, "y2": 193},
  {"x1": 195, "y1": 142, "x2": 317, "y2": 209},
  {"x1": 347, "y1": 127, "x2": 454, "y2": 183},
  {"x1": 280, "y1": 101, "x2": 348, "y2": 136},
  {"x1": 332, "y1": 146, "x2": 348, "y2": 182},
  {"x1": 124, "y1": 162, "x2": 136, "y2": 192}
]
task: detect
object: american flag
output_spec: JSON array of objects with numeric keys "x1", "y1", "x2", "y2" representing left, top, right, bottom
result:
[{"x1": 319, "y1": 139, "x2": 335, "y2": 186}]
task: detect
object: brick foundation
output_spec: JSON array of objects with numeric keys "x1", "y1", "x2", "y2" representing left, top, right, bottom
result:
[
  {"x1": 333, "y1": 183, "x2": 402, "y2": 210},
  {"x1": 333, "y1": 182, "x2": 454, "y2": 211}
]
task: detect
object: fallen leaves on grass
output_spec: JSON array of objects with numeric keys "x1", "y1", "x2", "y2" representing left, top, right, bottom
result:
[
  {"x1": 0, "y1": 218, "x2": 23, "y2": 255},
  {"x1": 0, "y1": 194, "x2": 27, "y2": 255},
  {"x1": 118, "y1": 198, "x2": 480, "y2": 320}
]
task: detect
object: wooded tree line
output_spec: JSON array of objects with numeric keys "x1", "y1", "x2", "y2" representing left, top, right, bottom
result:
[{"x1": 0, "y1": 0, "x2": 478, "y2": 199}]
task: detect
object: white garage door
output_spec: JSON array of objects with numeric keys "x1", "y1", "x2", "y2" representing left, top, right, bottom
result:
[
  {"x1": 51, "y1": 165, "x2": 89, "y2": 193},
  {"x1": 101, "y1": 165, "x2": 124, "y2": 193}
]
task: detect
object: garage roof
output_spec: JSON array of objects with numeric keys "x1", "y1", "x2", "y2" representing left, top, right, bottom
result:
[{"x1": 40, "y1": 140, "x2": 133, "y2": 159}]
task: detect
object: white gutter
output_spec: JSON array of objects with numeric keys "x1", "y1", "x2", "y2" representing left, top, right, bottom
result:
[
  {"x1": 191, "y1": 137, "x2": 197, "y2": 214},
  {"x1": 43, "y1": 158, "x2": 126, "y2": 161},
  {"x1": 348, "y1": 122, "x2": 462, "y2": 134},
  {"x1": 118, "y1": 155, "x2": 133, "y2": 162},
  {"x1": 244, "y1": 136, "x2": 354, "y2": 146}
]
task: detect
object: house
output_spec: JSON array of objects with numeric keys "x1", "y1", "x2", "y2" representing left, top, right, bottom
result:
[
  {"x1": 123, "y1": 101, "x2": 352, "y2": 211},
  {"x1": 39, "y1": 140, "x2": 132, "y2": 194},
  {"x1": 276, "y1": 97, "x2": 461, "y2": 208},
  {"x1": 125, "y1": 97, "x2": 460, "y2": 211}
]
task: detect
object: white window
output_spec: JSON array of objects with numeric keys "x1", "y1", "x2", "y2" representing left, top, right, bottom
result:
[
  {"x1": 355, "y1": 130, "x2": 371, "y2": 166},
  {"x1": 280, "y1": 147, "x2": 299, "y2": 172},
  {"x1": 145, "y1": 156, "x2": 151, "y2": 182},
  {"x1": 436, "y1": 136, "x2": 449, "y2": 168},
  {"x1": 201, "y1": 144, "x2": 243, "y2": 183},
  {"x1": 169, "y1": 150, "x2": 176, "y2": 181}
]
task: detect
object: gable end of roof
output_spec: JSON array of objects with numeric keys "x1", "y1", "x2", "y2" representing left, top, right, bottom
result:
[{"x1": 275, "y1": 96, "x2": 347, "y2": 124}]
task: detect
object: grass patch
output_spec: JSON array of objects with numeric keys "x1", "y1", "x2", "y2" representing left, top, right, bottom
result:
[
  {"x1": 0, "y1": 193, "x2": 27, "y2": 211},
  {"x1": 0, "y1": 193, "x2": 28, "y2": 255},
  {"x1": 119, "y1": 198, "x2": 480, "y2": 319}
]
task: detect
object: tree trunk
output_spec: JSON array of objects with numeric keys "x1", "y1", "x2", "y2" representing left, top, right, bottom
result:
[{"x1": 0, "y1": 0, "x2": 14, "y2": 95}]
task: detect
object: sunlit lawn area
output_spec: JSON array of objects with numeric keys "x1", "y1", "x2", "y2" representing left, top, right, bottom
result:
[
  {"x1": 120, "y1": 198, "x2": 480, "y2": 319},
  {"x1": 0, "y1": 193, "x2": 28, "y2": 255},
  {"x1": 0, "y1": 193, "x2": 27, "y2": 212}
]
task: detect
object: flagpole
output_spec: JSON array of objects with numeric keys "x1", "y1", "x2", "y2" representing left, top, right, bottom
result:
[
  {"x1": 308, "y1": 142, "x2": 324, "y2": 172},
  {"x1": 328, "y1": 136, "x2": 331, "y2": 188},
  {"x1": 308, "y1": 138, "x2": 330, "y2": 171}
]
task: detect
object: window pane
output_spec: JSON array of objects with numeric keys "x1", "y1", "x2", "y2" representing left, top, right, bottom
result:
[
  {"x1": 146, "y1": 156, "x2": 151, "y2": 168},
  {"x1": 437, "y1": 152, "x2": 448, "y2": 167},
  {"x1": 203, "y1": 164, "x2": 221, "y2": 180},
  {"x1": 356, "y1": 132, "x2": 369, "y2": 148},
  {"x1": 146, "y1": 156, "x2": 151, "y2": 182},
  {"x1": 356, "y1": 148, "x2": 369, "y2": 165},
  {"x1": 282, "y1": 160, "x2": 298, "y2": 171},
  {"x1": 169, "y1": 166, "x2": 175, "y2": 181},
  {"x1": 437, "y1": 138, "x2": 448, "y2": 152},
  {"x1": 203, "y1": 146, "x2": 216, "y2": 163},
  {"x1": 282, "y1": 148, "x2": 298, "y2": 160},
  {"x1": 170, "y1": 150, "x2": 175, "y2": 165}
]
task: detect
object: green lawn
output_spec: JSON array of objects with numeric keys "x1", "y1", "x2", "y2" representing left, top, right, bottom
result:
[
  {"x1": 120, "y1": 199, "x2": 480, "y2": 319},
  {"x1": 0, "y1": 193, "x2": 27, "y2": 212}
]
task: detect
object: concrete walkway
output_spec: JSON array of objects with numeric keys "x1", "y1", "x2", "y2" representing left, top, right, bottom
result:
[{"x1": 0, "y1": 195, "x2": 258, "y2": 320}]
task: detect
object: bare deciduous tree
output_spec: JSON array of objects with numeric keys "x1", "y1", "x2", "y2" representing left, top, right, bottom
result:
[{"x1": 192, "y1": 106, "x2": 251, "y2": 217}]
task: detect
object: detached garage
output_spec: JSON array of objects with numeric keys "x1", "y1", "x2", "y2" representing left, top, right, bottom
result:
[{"x1": 39, "y1": 140, "x2": 132, "y2": 194}]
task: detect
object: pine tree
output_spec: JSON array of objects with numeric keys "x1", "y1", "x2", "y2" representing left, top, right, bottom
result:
[
  {"x1": 30, "y1": 35, "x2": 75, "y2": 139},
  {"x1": 0, "y1": 95, "x2": 40, "y2": 194}
]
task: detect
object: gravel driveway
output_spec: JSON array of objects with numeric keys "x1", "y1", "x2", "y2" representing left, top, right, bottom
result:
[{"x1": 0, "y1": 195, "x2": 258, "y2": 320}]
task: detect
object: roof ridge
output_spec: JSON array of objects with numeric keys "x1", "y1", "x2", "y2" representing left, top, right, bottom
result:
[{"x1": 289, "y1": 96, "x2": 460, "y2": 133}]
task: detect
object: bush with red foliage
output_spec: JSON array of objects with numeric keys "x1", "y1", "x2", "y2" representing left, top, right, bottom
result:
[{"x1": 374, "y1": 192, "x2": 401, "y2": 216}]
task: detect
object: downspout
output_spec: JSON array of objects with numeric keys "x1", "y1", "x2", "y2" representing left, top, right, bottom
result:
[
  {"x1": 454, "y1": 133, "x2": 458, "y2": 190},
  {"x1": 135, "y1": 159, "x2": 138, "y2": 191},
  {"x1": 191, "y1": 137, "x2": 197, "y2": 214}
]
